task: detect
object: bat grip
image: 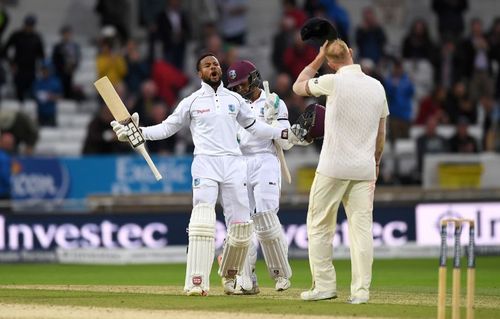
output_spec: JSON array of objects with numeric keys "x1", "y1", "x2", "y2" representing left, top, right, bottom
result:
[{"x1": 136, "y1": 144, "x2": 163, "y2": 181}]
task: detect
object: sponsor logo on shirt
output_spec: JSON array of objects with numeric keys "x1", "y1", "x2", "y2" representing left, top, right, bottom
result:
[{"x1": 194, "y1": 108, "x2": 210, "y2": 114}]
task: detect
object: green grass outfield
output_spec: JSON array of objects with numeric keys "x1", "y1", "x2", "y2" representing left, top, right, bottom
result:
[{"x1": 0, "y1": 258, "x2": 499, "y2": 318}]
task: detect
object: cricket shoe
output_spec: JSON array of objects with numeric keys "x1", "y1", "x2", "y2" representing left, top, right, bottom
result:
[
  {"x1": 186, "y1": 286, "x2": 208, "y2": 296},
  {"x1": 222, "y1": 277, "x2": 238, "y2": 295},
  {"x1": 275, "y1": 277, "x2": 291, "y2": 291},
  {"x1": 300, "y1": 289, "x2": 337, "y2": 301},
  {"x1": 347, "y1": 297, "x2": 369, "y2": 304}
]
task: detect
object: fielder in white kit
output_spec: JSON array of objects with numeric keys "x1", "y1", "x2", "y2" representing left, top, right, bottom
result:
[
  {"x1": 111, "y1": 53, "x2": 302, "y2": 296},
  {"x1": 226, "y1": 60, "x2": 293, "y2": 294},
  {"x1": 292, "y1": 39, "x2": 388, "y2": 303}
]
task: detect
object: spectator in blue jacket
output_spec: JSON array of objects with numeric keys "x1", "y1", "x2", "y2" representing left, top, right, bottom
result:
[
  {"x1": 384, "y1": 60, "x2": 415, "y2": 142},
  {"x1": 33, "y1": 61, "x2": 62, "y2": 127},
  {"x1": 0, "y1": 132, "x2": 14, "y2": 200},
  {"x1": 355, "y1": 7, "x2": 386, "y2": 64}
]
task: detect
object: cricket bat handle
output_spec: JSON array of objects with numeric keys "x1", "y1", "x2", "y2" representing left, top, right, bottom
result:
[
  {"x1": 274, "y1": 141, "x2": 291, "y2": 184},
  {"x1": 136, "y1": 144, "x2": 162, "y2": 181}
]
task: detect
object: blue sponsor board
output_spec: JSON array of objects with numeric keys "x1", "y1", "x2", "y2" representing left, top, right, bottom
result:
[
  {"x1": 0, "y1": 206, "x2": 415, "y2": 253},
  {"x1": 10, "y1": 155, "x2": 193, "y2": 202}
]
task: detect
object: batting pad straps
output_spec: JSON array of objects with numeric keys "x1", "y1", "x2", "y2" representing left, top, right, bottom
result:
[
  {"x1": 218, "y1": 221, "x2": 253, "y2": 278},
  {"x1": 184, "y1": 203, "x2": 216, "y2": 293},
  {"x1": 253, "y1": 211, "x2": 292, "y2": 279}
]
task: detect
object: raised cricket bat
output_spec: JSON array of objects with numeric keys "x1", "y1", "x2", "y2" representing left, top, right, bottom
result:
[
  {"x1": 263, "y1": 81, "x2": 292, "y2": 184},
  {"x1": 94, "y1": 76, "x2": 162, "y2": 181}
]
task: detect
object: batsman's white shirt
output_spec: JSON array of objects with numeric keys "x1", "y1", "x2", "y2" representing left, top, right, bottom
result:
[
  {"x1": 141, "y1": 82, "x2": 282, "y2": 155},
  {"x1": 308, "y1": 64, "x2": 389, "y2": 180}
]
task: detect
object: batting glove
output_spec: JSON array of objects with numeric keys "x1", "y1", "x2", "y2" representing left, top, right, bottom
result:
[
  {"x1": 264, "y1": 92, "x2": 280, "y2": 124},
  {"x1": 110, "y1": 112, "x2": 139, "y2": 142},
  {"x1": 287, "y1": 124, "x2": 312, "y2": 146}
]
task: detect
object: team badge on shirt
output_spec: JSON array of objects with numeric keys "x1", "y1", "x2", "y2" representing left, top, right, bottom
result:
[
  {"x1": 193, "y1": 178, "x2": 200, "y2": 187},
  {"x1": 228, "y1": 104, "x2": 235, "y2": 112}
]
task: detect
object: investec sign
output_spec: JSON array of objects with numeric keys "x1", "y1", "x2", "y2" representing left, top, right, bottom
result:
[
  {"x1": 416, "y1": 202, "x2": 500, "y2": 245},
  {"x1": 0, "y1": 215, "x2": 168, "y2": 250}
]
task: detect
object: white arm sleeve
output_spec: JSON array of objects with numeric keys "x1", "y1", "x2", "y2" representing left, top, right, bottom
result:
[
  {"x1": 245, "y1": 120, "x2": 283, "y2": 140},
  {"x1": 275, "y1": 100, "x2": 291, "y2": 129},
  {"x1": 141, "y1": 99, "x2": 190, "y2": 140}
]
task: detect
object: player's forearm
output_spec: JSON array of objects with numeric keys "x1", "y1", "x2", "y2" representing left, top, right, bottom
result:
[{"x1": 292, "y1": 56, "x2": 323, "y2": 96}]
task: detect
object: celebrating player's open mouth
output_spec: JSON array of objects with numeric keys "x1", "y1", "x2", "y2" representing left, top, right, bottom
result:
[{"x1": 210, "y1": 70, "x2": 219, "y2": 80}]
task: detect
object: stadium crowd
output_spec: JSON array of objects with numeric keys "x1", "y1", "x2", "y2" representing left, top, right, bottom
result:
[{"x1": 0, "y1": 0, "x2": 499, "y2": 186}]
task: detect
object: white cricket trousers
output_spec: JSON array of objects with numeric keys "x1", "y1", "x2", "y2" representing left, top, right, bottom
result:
[
  {"x1": 307, "y1": 172, "x2": 375, "y2": 300},
  {"x1": 245, "y1": 153, "x2": 281, "y2": 215},
  {"x1": 191, "y1": 155, "x2": 251, "y2": 224}
]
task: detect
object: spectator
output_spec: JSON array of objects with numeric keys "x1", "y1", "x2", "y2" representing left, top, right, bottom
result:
[
  {"x1": 82, "y1": 106, "x2": 129, "y2": 154},
  {"x1": 481, "y1": 95, "x2": 500, "y2": 151},
  {"x1": 155, "y1": 0, "x2": 190, "y2": 70},
  {"x1": 432, "y1": 0, "x2": 468, "y2": 43},
  {"x1": 183, "y1": 1, "x2": 218, "y2": 46},
  {"x1": 285, "y1": 93, "x2": 307, "y2": 128},
  {"x1": 448, "y1": 117, "x2": 478, "y2": 153},
  {"x1": 0, "y1": 132, "x2": 14, "y2": 201},
  {"x1": 458, "y1": 18, "x2": 493, "y2": 102},
  {"x1": 317, "y1": 0, "x2": 350, "y2": 42},
  {"x1": 151, "y1": 59, "x2": 189, "y2": 109},
  {"x1": 124, "y1": 39, "x2": 150, "y2": 99},
  {"x1": 138, "y1": 0, "x2": 165, "y2": 64},
  {"x1": 96, "y1": 39, "x2": 127, "y2": 86},
  {"x1": 52, "y1": 25, "x2": 81, "y2": 100},
  {"x1": 283, "y1": 30, "x2": 317, "y2": 79},
  {"x1": 416, "y1": 116, "x2": 449, "y2": 175},
  {"x1": 2, "y1": 14, "x2": 45, "y2": 102},
  {"x1": 143, "y1": 103, "x2": 177, "y2": 154},
  {"x1": 132, "y1": 80, "x2": 163, "y2": 120},
  {"x1": 33, "y1": 61, "x2": 63, "y2": 127},
  {"x1": 94, "y1": 0, "x2": 131, "y2": 44},
  {"x1": 415, "y1": 85, "x2": 447, "y2": 125},
  {"x1": 217, "y1": 0, "x2": 248, "y2": 45},
  {"x1": 355, "y1": 7, "x2": 386, "y2": 64},
  {"x1": 273, "y1": 72, "x2": 293, "y2": 101},
  {"x1": 487, "y1": 18, "x2": 500, "y2": 98},
  {"x1": 283, "y1": 0, "x2": 307, "y2": 29},
  {"x1": 271, "y1": 16, "x2": 296, "y2": 73},
  {"x1": 0, "y1": 110, "x2": 38, "y2": 155},
  {"x1": 435, "y1": 39, "x2": 460, "y2": 89},
  {"x1": 360, "y1": 58, "x2": 382, "y2": 82},
  {"x1": 443, "y1": 81, "x2": 475, "y2": 124},
  {"x1": 384, "y1": 60, "x2": 415, "y2": 141},
  {"x1": 402, "y1": 19, "x2": 437, "y2": 65}
]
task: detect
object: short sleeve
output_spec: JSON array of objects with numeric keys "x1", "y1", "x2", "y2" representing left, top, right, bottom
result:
[
  {"x1": 381, "y1": 97, "x2": 390, "y2": 118},
  {"x1": 308, "y1": 74, "x2": 335, "y2": 97}
]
